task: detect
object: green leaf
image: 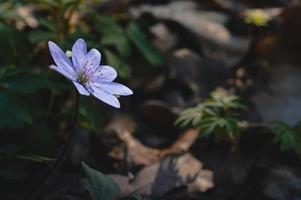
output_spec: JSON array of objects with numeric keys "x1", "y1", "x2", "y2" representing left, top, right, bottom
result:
[
  {"x1": 0, "y1": 66, "x2": 27, "y2": 79},
  {"x1": 37, "y1": 17, "x2": 57, "y2": 32},
  {"x1": 0, "y1": 144, "x2": 55, "y2": 165},
  {"x1": 28, "y1": 30, "x2": 55, "y2": 43},
  {"x1": 14, "y1": 154, "x2": 55, "y2": 165},
  {"x1": 0, "y1": 23, "x2": 30, "y2": 64},
  {"x1": 0, "y1": 92, "x2": 32, "y2": 129},
  {"x1": 94, "y1": 15, "x2": 131, "y2": 57},
  {"x1": 1, "y1": 74, "x2": 48, "y2": 93},
  {"x1": 104, "y1": 50, "x2": 131, "y2": 79},
  {"x1": 126, "y1": 22, "x2": 164, "y2": 66},
  {"x1": 199, "y1": 118, "x2": 218, "y2": 137},
  {"x1": 102, "y1": 33, "x2": 131, "y2": 58},
  {"x1": 81, "y1": 162, "x2": 121, "y2": 200},
  {"x1": 79, "y1": 101, "x2": 103, "y2": 132},
  {"x1": 175, "y1": 89, "x2": 244, "y2": 142},
  {"x1": 272, "y1": 122, "x2": 298, "y2": 151}
]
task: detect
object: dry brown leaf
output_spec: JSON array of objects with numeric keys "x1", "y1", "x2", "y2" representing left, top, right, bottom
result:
[
  {"x1": 104, "y1": 116, "x2": 160, "y2": 166},
  {"x1": 110, "y1": 153, "x2": 214, "y2": 198},
  {"x1": 118, "y1": 130, "x2": 161, "y2": 166},
  {"x1": 105, "y1": 117, "x2": 213, "y2": 197},
  {"x1": 105, "y1": 116, "x2": 199, "y2": 166},
  {"x1": 159, "y1": 128, "x2": 199, "y2": 157}
]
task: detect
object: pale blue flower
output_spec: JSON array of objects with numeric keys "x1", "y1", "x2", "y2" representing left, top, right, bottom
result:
[{"x1": 48, "y1": 39, "x2": 133, "y2": 108}]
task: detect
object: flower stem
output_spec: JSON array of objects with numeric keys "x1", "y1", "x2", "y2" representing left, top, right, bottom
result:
[
  {"x1": 20, "y1": 92, "x2": 80, "y2": 200},
  {"x1": 46, "y1": 91, "x2": 55, "y2": 119}
]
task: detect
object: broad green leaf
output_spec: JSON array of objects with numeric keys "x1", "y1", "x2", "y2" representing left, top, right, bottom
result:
[
  {"x1": 102, "y1": 33, "x2": 131, "y2": 58},
  {"x1": 0, "y1": 66, "x2": 27, "y2": 79},
  {"x1": 0, "y1": 23, "x2": 30, "y2": 64},
  {"x1": 79, "y1": 101, "x2": 103, "y2": 132},
  {"x1": 94, "y1": 16, "x2": 121, "y2": 35},
  {"x1": 0, "y1": 92, "x2": 32, "y2": 129},
  {"x1": 1, "y1": 74, "x2": 48, "y2": 93},
  {"x1": 104, "y1": 50, "x2": 131, "y2": 78},
  {"x1": 37, "y1": 17, "x2": 57, "y2": 32},
  {"x1": 126, "y1": 22, "x2": 164, "y2": 66},
  {"x1": 28, "y1": 30, "x2": 55, "y2": 43},
  {"x1": 94, "y1": 16, "x2": 131, "y2": 58},
  {"x1": 81, "y1": 162, "x2": 121, "y2": 200}
]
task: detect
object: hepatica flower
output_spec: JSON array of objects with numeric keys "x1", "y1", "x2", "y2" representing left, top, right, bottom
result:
[{"x1": 48, "y1": 39, "x2": 133, "y2": 108}]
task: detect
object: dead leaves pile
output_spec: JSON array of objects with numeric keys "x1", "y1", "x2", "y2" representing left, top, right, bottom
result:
[{"x1": 103, "y1": 116, "x2": 214, "y2": 198}]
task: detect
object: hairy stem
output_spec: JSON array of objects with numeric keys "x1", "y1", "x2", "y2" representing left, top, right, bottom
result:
[{"x1": 20, "y1": 92, "x2": 80, "y2": 200}]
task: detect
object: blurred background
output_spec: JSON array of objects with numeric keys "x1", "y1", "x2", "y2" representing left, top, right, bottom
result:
[{"x1": 1, "y1": 0, "x2": 301, "y2": 199}]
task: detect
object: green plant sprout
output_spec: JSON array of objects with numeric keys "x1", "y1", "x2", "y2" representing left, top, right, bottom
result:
[
  {"x1": 176, "y1": 88, "x2": 247, "y2": 142},
  {"x1": 272, "y1": 121, "x2": 301, "y2": 154}
]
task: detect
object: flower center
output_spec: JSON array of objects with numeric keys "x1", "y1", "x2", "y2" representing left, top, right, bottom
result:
[{"x1": 77, "y1": 71, "x2": 90, "y2": 84}]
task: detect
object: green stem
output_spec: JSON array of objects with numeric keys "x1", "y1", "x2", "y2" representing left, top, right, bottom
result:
[
  {"x1": 20, "y1": 92, "x2": 80, "y2": 200},
  {"x1": 46, "y1": 91, "x2": 55, "y2": 119}
]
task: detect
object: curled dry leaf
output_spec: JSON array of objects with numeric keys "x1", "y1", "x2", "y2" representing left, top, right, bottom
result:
[
  {"x1": 104, "y1": 116, "x2": 160, "y2": 166},
  {"x1": 104, "y1": 116, "x2": 213, "y2": 198},
  {"x1": 158, "y1": 128, "x2": 199, "y2": 157},
  {"x1": 110, "y1": 153, "x2": 214, "y2": 198},
  {"x1": 104, "y1": 116, "x2": 199, "y2": 166}
]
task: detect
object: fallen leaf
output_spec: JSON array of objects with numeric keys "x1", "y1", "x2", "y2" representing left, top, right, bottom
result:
[
  {"x1": 104, "y1": 116, "x2": 160, "y2": 166},
  {"x1": 159, "y1": 128, "x2": 199, "y2": 157},
  {"x1": 110, "y1": 153, "x2": 214, "y2": 198},
  {"x1": 105, "y1": 116, "x2": 199, "y2": 166}
]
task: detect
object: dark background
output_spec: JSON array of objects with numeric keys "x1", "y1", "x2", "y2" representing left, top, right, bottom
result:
[{"x1": 0, "y1": 0, "x2": 301, "y2": 199}]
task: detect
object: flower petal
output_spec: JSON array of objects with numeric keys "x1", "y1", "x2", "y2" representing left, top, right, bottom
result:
[
  {"x1": 93, "y1": 82, "x2": 133, "y2": 96},
  {"x1": 48, "y1": 41, "x2": 75, "y2": 72},
  {"x1": 73, "y1": 81, "x2": 90, "y2": 96},
  {"x1": 49, "y1": 65, "x2": 76, "y2": 81},
  {"x1": 72, "y1": 38, "x2": 87, "y2": 70},
  {"x1": 90, "y1": 86, "x2": 120, "y2": 108},
  {"x1": 85, "y1": 48, "x2": 101, "y2": 69},
  {"x1": 93, "y1": 65, "x2": 117, "y2": 82}
]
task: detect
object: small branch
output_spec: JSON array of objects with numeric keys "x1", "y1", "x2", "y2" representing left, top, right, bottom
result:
[{"x1": 20, "y1": 92, "x2": 80, "y2": 200}]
